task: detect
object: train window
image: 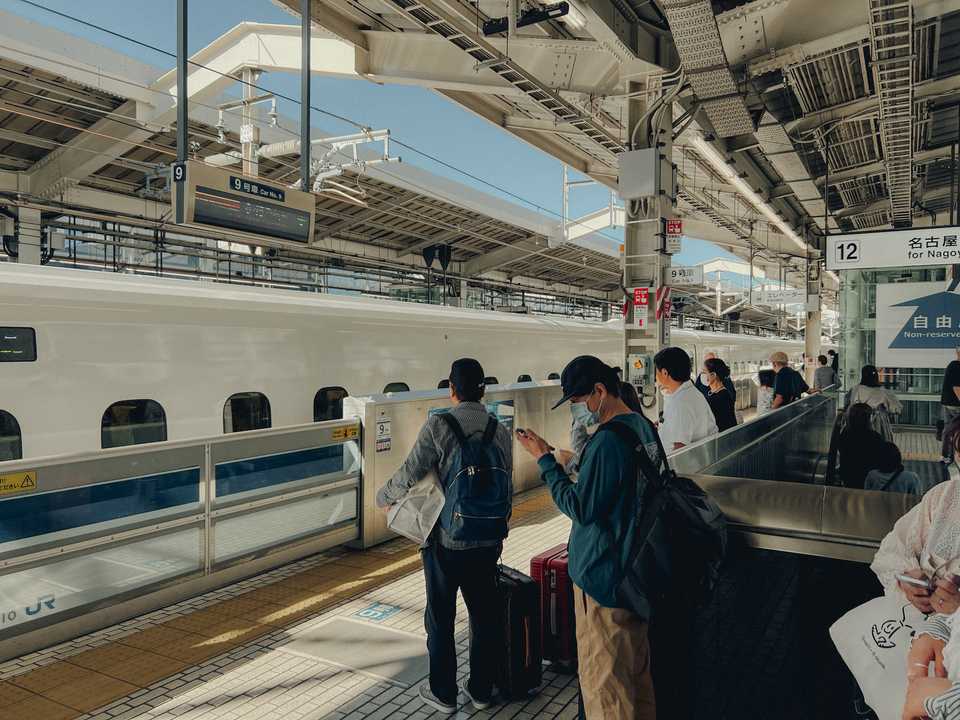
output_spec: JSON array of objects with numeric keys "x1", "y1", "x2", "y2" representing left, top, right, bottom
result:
[
  {"x1": 547, "y1": 372, "x2": 560, "y2": 380},
  {"x1": 314, "y1": 387, "x2": 348, "y2": 422},
  {"x1": 437, "y1": 379, "x2": 450, "y2": 389},
  {"x1": 484, "y1": 376, "x2": 499, "y2": 385},
  {"x1": 383, "y1": 382, "x2": 410, "y2": 393},
  {"x1": 517, "y1": 374, "x2": 533, "y2": 383},
  {"x1": 0, "y1": 327, "x2": 36, "y2": 362},
  {"x1": 223, "y1": 392, "x2": 271, "y2": 433},
  {"x1": 101, "y1": 400, "x2": 167, "y2": 449},
  {"x1": 0, "y1": 410, "x2": 22, "y2": 461}
]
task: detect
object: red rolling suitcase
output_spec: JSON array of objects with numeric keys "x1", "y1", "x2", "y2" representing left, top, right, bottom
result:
[{"x1": 530, "y1": 543, "x2": 577, "y2": 670}]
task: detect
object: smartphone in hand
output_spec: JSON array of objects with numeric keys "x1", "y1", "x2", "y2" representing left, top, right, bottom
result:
[{"x1": 896, "y1": 573, "x2": 932, "y2": 589}]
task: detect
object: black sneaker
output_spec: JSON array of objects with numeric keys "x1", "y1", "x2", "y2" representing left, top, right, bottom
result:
[
  {"x1": 460, "y1": 677, "x2": 494, "y2": 710},
  {"x1": 419, "y1": 683, "x2": 457, "y2": 714}
]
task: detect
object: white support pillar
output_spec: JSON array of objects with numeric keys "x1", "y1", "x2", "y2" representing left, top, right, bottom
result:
[
  {"x1": 623, "y1": 81, "x2": 672, "y2": 413},
  {"x1": 241, "y1": 68, "x2": 261, "y2": 177},
  {"x1": 16, "y1": 208, "x2": 42, "y2": 265},
  {"x1": 804, "y1": 259, "x2": 822, "y2": 386}
]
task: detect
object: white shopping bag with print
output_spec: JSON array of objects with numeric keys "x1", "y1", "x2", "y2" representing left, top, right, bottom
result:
[
  {"x1": 829, "y1": 595, "x2": 926, "y2": 720},
  {"x1": 387, "y1": 471, "x2": 445, "y2": 545}
]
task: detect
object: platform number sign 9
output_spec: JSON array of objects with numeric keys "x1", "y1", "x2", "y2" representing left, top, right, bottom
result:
[
  {"x1": 834, "y1": 239, "x2": 860, "y2": 264},
  {"x1": 171, "y1": 162, "x2": 187, "y2": 184}
]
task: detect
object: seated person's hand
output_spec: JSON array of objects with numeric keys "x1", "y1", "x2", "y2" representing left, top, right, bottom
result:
[
  {"x1": 516, "y1": 429, "x2": 552, "y2": 460},
  {"x1": 554, "y1": 449, "x2": 575, "y2": 466},
  {"x1": 900, "y1": 569, "x2": 934, "y2": 614},
  {"x1": 908, "y1": 634, "x2": 947, "y2": 680},
  {"x1": 903, "y1": 677, "x2": 952, "y2": 720},
  {"x1": 932, "y1": 576, "x2": 960, "y2": 615}
]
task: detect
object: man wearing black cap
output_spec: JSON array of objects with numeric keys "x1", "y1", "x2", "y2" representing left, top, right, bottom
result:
[
  {"x1": 376, "y1": 358, "x2": 513, "y2": 715},
  {"x1": 517, "y1": 355, "x2": 659, "y2": 720}
]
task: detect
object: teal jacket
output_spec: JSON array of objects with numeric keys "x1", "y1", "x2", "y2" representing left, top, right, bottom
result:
[{"x1": 537, "y1": 412, "x2": 658, "y2": 609}]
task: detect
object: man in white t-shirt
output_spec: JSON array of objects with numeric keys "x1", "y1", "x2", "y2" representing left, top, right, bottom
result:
[{"x1": 654, "y1": 346, "x2": 718, "y2": 453}]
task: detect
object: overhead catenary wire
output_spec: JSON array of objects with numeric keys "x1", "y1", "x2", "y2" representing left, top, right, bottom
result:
[{"x1": 12, "y1": 0, "x2": 623, "y2": 241}]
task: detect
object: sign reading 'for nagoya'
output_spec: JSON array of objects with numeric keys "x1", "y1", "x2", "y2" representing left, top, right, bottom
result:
[{"x1": 827, "y1": 226, "x2": 960, "y2": 271}]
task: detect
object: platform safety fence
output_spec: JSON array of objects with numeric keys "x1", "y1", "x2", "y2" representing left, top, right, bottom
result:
[{"x1": 0, "y1": 418, "x2": 361, "y2": 652}]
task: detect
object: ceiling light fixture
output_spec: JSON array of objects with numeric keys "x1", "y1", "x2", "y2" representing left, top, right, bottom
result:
[
  {"x1": 562, "y1": 1, "x2": 588, "y2": 31},
  {"x1": 690, "y1": 133, "x2": 808, "y2": 254}
]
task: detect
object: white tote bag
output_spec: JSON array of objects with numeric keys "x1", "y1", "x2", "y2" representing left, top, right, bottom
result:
[
  {"x1": 387, "y1": 471, "x2": 445, "y2": 545},
  {"x1": 829, "y1": 595, "x2": 927, "y2": 720}
]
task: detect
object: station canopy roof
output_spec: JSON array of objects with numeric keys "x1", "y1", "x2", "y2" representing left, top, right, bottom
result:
[{"x1": 0, "y1": 11, "x2": 622, "y2": 299}]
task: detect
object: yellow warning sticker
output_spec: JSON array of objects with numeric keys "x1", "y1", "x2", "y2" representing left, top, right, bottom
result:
[
  {"x1": 0, "y1": 471, "x2": 37, "y2": 496},
  {"x1": 332, "y1": 426, "x2": 359, "y2": 441}
]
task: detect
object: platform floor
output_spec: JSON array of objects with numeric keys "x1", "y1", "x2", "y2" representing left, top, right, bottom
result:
[
  {"x1": 894, "y1": 428, "x2": 941, "y2": 461},
  {"x1": 0, "y1": 488, "x2": 578, "y2": 720}
]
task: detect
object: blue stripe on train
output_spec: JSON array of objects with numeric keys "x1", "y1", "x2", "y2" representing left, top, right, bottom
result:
[
  {"x1": 215, "y1": 446, "x2": 345, "y2": 498},
  {"x1": 0, "y1": 468, "x2": 200, "y2": 543}
]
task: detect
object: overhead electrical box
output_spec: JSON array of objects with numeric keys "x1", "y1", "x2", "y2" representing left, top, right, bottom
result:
[
  {"x1": 617, "y1": 148, "x2": 658, "y2": 201},
  {"x1": 172, "y1": 160, "x2": 316, "y2": 244}
]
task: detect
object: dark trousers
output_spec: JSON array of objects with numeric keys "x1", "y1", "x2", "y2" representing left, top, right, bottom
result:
[{"x1": 422, "y1": 542, "x2": 501, "y2": 705}]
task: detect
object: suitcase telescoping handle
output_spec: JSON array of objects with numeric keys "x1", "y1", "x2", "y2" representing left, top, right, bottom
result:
[
  {"x1": 550, "y1": 569, "x2": 558, "y2": 636},
  {"x1": 522, "y1": 616, "x2": 531, "y2": 665}
]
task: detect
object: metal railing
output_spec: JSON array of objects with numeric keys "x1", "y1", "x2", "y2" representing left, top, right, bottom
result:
[
  {"x1": 671, "y1": 389, "x2": 839, "y2": 479},
  {"x1": 0, "y1": 418, "x2": 360, "y2": 655},
  {"x1": 672, "y1": 312, "x2": 803, "y2": 340}
]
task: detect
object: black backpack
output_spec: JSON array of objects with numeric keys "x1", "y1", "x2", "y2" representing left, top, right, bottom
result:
[{"x1": 597, "y1": 417, "x2": 727, "y2": 614}]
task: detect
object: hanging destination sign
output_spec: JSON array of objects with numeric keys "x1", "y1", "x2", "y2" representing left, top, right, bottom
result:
[
  {"x1": 754, "y1": 288, "x2": 806, "y2": 305},
  {"x1": 668, "y1": 266, "x2": 703, "y2": 285},
  {"x1": 826, "y1": 226, "x2": 960, "y2": 271}
]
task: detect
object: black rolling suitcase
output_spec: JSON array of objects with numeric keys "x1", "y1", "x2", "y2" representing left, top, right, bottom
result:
[{"x1": 495, "y1": 564, "x2": 542, "y2": 699}]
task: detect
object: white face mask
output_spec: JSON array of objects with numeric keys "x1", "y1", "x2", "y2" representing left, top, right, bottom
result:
[{"x1": 700, "y1": 372, "x2": 710, "y2": 386}]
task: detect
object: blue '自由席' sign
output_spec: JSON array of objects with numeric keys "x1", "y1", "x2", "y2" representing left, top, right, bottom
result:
[{"x1": 890, "y1": 290, "x2": 960, "y2": 349}]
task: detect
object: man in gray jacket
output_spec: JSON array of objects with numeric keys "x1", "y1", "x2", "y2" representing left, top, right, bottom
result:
[{"x1": 376, "y1": 358, "x2": 513, "y2": 715}]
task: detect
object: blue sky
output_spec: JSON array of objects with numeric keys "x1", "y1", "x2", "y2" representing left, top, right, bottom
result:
[{"x1": 1, "y1": 0, "x2": 733, "y2": 265}]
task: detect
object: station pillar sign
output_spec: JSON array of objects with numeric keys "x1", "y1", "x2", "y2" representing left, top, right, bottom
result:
[
  {"x1": 632, "y1": 286, "x2": 650, "y2": 329},
  {"x1": 665, "y1": 219, "x2": 683, "y2": 254}
]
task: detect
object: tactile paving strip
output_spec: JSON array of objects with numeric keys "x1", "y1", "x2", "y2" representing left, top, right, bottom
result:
[{"x1": 0, "y1": 487, "x2": 561, "y2": 720}]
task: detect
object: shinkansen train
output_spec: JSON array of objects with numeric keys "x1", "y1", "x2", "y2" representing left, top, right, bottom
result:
[{"x1": 0, "y1": 264, "x2": 821, "y2": 460}]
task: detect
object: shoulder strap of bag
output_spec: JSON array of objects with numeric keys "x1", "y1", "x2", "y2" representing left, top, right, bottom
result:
[
  {"x1": 879, "y1": 468, "x2": 904, "y2": 492},
  {"x1": 481, "y1": 415, "x2": 498, "y2": 445},
  {"x1": 597, "y1": 418, "x2": 669, "y2": 489},
  {"x1": 439, "y1": 412, "x2": 469, "y2": 450}
]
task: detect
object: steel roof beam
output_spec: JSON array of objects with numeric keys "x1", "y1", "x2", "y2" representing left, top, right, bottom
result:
[
  {"x1": 378, "y1": 0, "x2": 624, "y2": 166},
  {"x1": 815, "y1": 145, "x2": 952, "y2": 186},
  {"x1": 729, "y1": 0, "x2": 959, "y2": 72},
  {"x1": 785, "y1": 73, "x2": 960, "y2": 136},
  {"x1": 462, "y1": 237, "x2": 549, "y2": 275}
]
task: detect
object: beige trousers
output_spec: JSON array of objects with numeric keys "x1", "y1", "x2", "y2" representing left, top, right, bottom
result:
[{"x1": 573, "y1": 583, "x2": 656, "y2": 720}]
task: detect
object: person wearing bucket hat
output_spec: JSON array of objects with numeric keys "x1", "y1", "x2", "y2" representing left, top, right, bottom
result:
[
  {"x1": 769, "y1": 351, "x2": 808, "y2": 408},
  {"x1": 517, "y1": 355, "x2": 660, "y2": 719}
]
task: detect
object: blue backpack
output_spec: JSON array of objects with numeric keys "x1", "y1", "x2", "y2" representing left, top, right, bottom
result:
[{"x1": 437, "y1": 413, "x2": 510, "y2": 542}]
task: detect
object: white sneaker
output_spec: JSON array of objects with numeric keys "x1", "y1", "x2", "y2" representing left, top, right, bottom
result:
[
  {"x1": 419, "y1": 683, "x2": 457, "y2": 714},
  {"x1": 460, "y1": 677, "x2": 494, "y2": 710}
]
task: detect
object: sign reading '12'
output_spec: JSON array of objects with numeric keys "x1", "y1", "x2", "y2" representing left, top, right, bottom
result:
[{"x1": 827, "y1": 226, "x2": 960, "y2": 271}]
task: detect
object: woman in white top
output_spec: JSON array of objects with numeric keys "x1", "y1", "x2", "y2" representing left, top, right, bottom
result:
[
  {"x1": 871, "y1": 433, "x2": 960, "y2": 719},
  {"x1": 848, "y1": 365, "x2": 902, "y2": 441}
]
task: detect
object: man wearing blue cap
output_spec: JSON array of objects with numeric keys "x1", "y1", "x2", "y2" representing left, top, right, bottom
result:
[{"x1": 517, "y1": 355, "x2": 659, "y2": 719}]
